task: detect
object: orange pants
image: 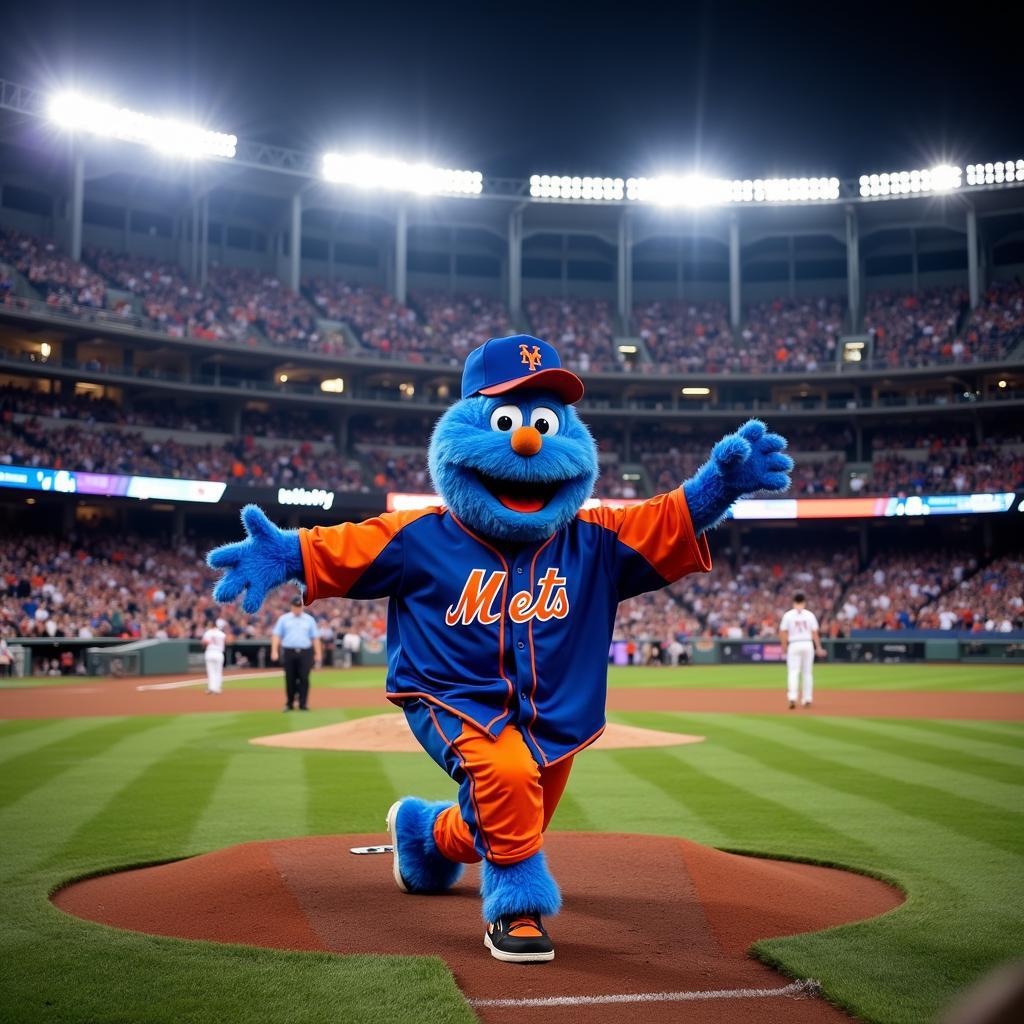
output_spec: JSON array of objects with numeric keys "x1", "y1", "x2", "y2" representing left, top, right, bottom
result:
[{"x1": 404, "y1": 700, "x2": 573, "y2": 865}]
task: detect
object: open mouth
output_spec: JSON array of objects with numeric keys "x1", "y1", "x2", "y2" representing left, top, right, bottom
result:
[{"x1": 475, "y1": 471, "x2": 562, "y2": 513}]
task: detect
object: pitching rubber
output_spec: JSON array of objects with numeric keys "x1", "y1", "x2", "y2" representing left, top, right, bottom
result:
[{"x1": 385, "y1": 800, "x2": 410, "y2": 893}]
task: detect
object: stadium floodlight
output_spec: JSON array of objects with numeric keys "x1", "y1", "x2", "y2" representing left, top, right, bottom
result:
[
  {"x1": 966, "y1": 160, "x2": 1024, "y2": 185},
  {"x1": 529, "y1": 174, "x2": 625, "y2": 201},
  {"x1": 858, "y1": 165, "x2": 961, "y2": 198},
  {"x1": 681, "y1": 386, "x2": 711, "y2": 396},
  {"x1": 320, "y1": 378, "x2": 345, "y2": 393},
  {"x1": 624, "y1": 174, "x2": 839, "y2": 206},
  {"x1": 322, "y1": 153, "x2": 483, "y2": 195},
  {"x1": 48, "y1": 91, "x2": 237, "y2": 159}
]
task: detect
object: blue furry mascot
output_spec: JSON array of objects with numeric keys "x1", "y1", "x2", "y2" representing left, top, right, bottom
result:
[{"x1": 208, "y1": 334, "x2": 791, "y2": 963}]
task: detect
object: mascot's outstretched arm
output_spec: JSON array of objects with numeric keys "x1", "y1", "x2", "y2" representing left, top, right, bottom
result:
[
  {"x1": 207, "y1": 505, "x2": 304, "y2": 614},
  {"x1": 682, "y1": 419, "x2": 792, "y2": 534}
]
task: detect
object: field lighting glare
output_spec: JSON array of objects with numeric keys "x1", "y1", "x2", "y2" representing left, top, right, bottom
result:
[
  {"x1": 858, "y1": 165, "x2": 962, "y2": 197},
  {"x1": 967, "y1": 160, "x2": 1024, "y2": 185},
  {"x1": 624, "y1": 175, "x2": 839, "y2": 206},
  {"x1": 322, "y1": 153, "x2": 483, "y2": 196},
  {"x1": 530, "y1": 174, "x2": 625, "y2": 201},
  {"x1": 48, "y1": 92, "x2": 236, "y2": 159}
]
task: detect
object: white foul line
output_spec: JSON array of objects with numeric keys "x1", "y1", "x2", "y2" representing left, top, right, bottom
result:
[
  {"x1": 136, "y1": 671, "x2": 279, "y2": 691},
  {"x1": 469, "y1": 978, "x2": 820, "y2": 1009}
]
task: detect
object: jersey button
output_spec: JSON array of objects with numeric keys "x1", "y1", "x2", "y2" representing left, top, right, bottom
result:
[
  {"x1": 517, "y1": 641, "x2": 525, "y2": 649},
  {"x1": 516, "y1": 567, "x2": 524, "y2": 574}
]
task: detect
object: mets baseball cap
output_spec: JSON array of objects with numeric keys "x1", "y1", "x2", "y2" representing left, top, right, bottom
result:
[{"x1": 461, "y1": 335, "x2": 585, "y2": 404}]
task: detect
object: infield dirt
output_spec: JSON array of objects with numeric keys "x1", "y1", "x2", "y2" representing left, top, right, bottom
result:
[{"x1": 55, "y1": 831, "x2": 903, "y2": 1024}]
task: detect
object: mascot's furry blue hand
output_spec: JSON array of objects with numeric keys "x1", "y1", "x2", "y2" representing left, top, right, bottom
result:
[
  {"x1": 206, "y1": 504, "x2": 304, "y2": 614},
  {"x1": 682, "y1": 419, "x2": 793, "y2": 533}
]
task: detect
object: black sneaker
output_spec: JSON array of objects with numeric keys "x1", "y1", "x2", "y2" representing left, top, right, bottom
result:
[
  {"x1": 484, "y1": 912, "x2": 554, "y2": 963},
  {"x1": 788, "y1": 700, "x2": 796, "y2": 709}
]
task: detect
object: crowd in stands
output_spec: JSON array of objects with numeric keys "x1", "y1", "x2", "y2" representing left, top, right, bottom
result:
[
  {"x1": 309, "y1": 279, "x2": 425, "y2": 359},
  {"x1": 7, "y1": 378, "x2": 1024, "y2": 499},
  {"x1": 634, "y1": 295, "x2": 843, "y2": 374},
  {"x1": 0, "y1": 419, "x2": 367, "y2": 493},
  {"x1": 210, "y1": 266, "x2": 325, "y2": 349},
  {"x1": 635, "y1": 300, "x2": 732, "y2": 374},
  {"x1": 966, "y1": 280, "x2": 1024, "y2": 355},
  {"x1": 674, "y1": 546, "x2": 857, "y2": 639},
  {"x1": 0, "y1": 532, "x2": 389, "y2": 659},
  {"x1": 525, "y1": 296, "x2": 621, "y2": 372},
  {"x1": 861, "y1": 279, "x2": 1024, "y2": 368},
  {"x1": 739, "y1": 296, "x2": 844, "y2": 373},
  {"x1": 3, "y1": 223, "x2": 1024, "y2": 372},
  {"x1": 415, "y1": 291, "x2": 513, "y2": 364},
  {"x1": 918, "y1": 554, "x2": 1024, "y2": 633},
  {"x1": 1, "y1": 228, "x2": 107, "y2": 309},
  {"x1": 86, "y1": 247, "x2": 243, "y2": 341},
  {"x1": 866, "y1": 444, "x2": 1024, "y2": 495},
  {"x1": 360, "y1": 449, "x2": 430, "y2": 492},
  {"x1": 2, "y1": 527, "x2": 1019, "y2": 659},
  {"x1": 836, "y1": 550, "x2": 978, "y2": 630}
]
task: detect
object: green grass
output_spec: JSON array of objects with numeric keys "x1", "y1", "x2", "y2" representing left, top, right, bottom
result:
[
  {"x1": 6, "y1": 662, "x2": 1023, "y2": 693},
  {"x1": 0, "y1": 674, "x2": 1022, "y2": 1023}
]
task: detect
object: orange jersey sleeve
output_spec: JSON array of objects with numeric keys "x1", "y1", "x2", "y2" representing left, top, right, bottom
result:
[
  {"x1": 299, "y1": 507, "x2": 440, "y2": 603},
  {"x1": 577, "y1": 487, "x2": 712, "y2": 594}
]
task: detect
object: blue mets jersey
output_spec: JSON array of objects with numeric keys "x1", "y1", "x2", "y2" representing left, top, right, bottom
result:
[{"x1": 299, "y1": 488, "x2": 712, "y2": 765}]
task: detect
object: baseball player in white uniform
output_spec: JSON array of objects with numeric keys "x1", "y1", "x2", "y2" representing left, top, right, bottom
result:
[
  {"x1": 202, "y1": 618, "x2": 228, "y2": 694},
  {"x1": 779, "y1": 592, "x2": 826, "y2": 708}
]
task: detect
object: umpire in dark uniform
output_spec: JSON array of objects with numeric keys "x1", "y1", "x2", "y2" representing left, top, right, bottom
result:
[{"x1": 270, "y1": 597, "x2": 322, "y2": 711}]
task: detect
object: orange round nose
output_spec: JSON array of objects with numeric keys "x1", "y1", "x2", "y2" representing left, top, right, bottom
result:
[{"x1": 510, "y1": 426, "x2": 543, "y2": 456}]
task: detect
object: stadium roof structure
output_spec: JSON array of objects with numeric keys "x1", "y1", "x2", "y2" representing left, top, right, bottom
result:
[
  {"x1": 1, "y1": 75, "x2": 1023, "y2": 329},
  {"x1": 2, "y1": 78, "x2": 1023, "y2": 210}
]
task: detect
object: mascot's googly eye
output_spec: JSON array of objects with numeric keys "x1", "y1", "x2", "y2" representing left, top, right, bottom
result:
[
  {"x1": 489, "y1": 405, "x2": 524, "y2": 432},
  {"x1": 530, "y1": 407, "x2": 560, "y2": 436}
]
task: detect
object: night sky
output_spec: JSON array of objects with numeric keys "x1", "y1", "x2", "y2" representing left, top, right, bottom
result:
[{"x1": 0, "y1": 0, "x2": 1019, "y2": 181}]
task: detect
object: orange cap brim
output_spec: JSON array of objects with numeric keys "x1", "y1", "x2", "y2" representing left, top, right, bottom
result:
[{"x1": 479, "y1": 367, "x2": 585, "y2": 404}]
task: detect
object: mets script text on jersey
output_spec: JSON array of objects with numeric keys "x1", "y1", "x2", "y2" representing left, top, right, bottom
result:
[{"x1": 445, "y1": 568, "x2": 569, "y2": 626}]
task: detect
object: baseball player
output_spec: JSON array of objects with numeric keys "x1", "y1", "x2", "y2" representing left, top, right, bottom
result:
[
  {"x1": 208, "y1": 334, "x2": 793, "y2": 963},
  {"x1": 779, "y1": 591, "x2": 826, "y2": 708},
  {"x1": 201, "y1": 617, "x2": 228, "y2": 694}
]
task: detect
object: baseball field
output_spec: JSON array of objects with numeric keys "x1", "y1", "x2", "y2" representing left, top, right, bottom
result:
[{"x1": 1, "y1": 662, "x2": 1022, "y2": 1024}]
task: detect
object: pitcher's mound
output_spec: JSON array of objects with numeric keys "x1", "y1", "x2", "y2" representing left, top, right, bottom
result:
[
  {"x1": 250, "y1": 713, "x2": 703, "y2": 752},
  {"x1": 54, "y1": 832, "x2": 901, "y2": 1024}
]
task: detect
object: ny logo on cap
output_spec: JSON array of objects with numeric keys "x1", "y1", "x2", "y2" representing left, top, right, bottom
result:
[{"x1": 519, "y1": 344, "x2": 543, "y2": 371}]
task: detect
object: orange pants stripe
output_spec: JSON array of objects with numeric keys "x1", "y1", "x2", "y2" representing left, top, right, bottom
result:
[{"x1": 403, "y1": 700, "x2": 572, "y2": 865}]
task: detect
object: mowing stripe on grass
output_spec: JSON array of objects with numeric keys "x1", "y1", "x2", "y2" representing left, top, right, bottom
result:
[
  {"x1": 0, "y1": 715, "x2": 233, "y2": 880},
  {"x1": 0, "y1": 717, "x2": 167, "y2": 811},
  {"x1": 793, "y1": 718, "x2": 1024, "y2": 811},
  {"x1": 887, "y1": 719, "x2": 1024, "y2": 756},
  {"x1": 0, "y1": 717, "x2": 74, "y2": 747},
  {"x1": 831, "y1": 718, "x2": 1024, "y2": 783},
  {"x1": 44, "y1": 715, "x2": 251, "y2": 870},
  {"x1": 304, "y1": 748, "x2": 400, "y2": 836},
  {"x1": 695, "y1": 716, "x2": 1024, "y2": 861},
  {"x1": 0, "y1": 716, "x2": 148, "y2": 766},
  {"x1": 569, "y1": 746, "x2": 730, "y2": 845},
  {"x1": 189, "y1": 743, "x2": 310, "y2": 849},
  {"x1": 544, "y1": 787, "x2": 597, "y2": 831},
  {"x1": 608, "y1": 744, "x2": 882, "y2": 860}
]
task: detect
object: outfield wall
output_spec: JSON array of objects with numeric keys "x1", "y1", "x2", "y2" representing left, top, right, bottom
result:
[{"x1": 6, "y1": 634, "x2": 1021, "y2": 677}]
